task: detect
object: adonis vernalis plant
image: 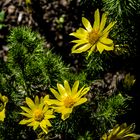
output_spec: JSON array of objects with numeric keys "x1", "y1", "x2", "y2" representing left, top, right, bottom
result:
[
  {"x1": 47, "y1": 80, "x2": 90, "y2": 120},
  {"x1": 70, "y1": 9, "x2": 116, "y2": 57},
  {"x1": 0, "y1": 93, "x2": 8, "y2": 121},
  {"x1": 19, "y1": 95, "x2": 55, "y2": 134}
]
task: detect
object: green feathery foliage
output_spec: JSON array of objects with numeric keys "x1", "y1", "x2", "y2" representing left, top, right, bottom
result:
[
  {"x1": 64, "y1": 71, "x2": 87, "y2": 87},
  {"x1": 7, "y1": 26, "x2": 69, "y2": 97},
  {"x1": 83, "y1": 53, "x2": 104, "y2": 80},
  {"x1": 91, "y1": 93, "x2": 132, "y2": 138},
  {"x1": 102, "y1": 0, "x2": 139, "y2": 18},
  {"x1": 77, "y1": 131, "x2": 93, "y2": 140},
  {"x1": 0, "y1": 26, "x2": 70, "y2": 139},
  {"x1": 102, "y1": 0, "x2": 140, "y2": 59}
]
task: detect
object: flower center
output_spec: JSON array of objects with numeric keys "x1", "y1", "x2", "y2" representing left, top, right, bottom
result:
[
  {"x1": 88, "y1": 29, "x2": 99, "y2": 45},
  {"x1": 64, "y1": 96, "x2": 75, "y2": 108},
  {"x1": 34, "y1": 109, "x2": 44, "y2": 121}
]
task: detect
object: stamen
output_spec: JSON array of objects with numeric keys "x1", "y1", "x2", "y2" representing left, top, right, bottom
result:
[
  {"x1": 88, "y1": 29, "x2": 99, "y2": 45},
  {"x1": 34, "y1": 109, "x2": 44, "y2": 121},
  {"x1": 64, "y1": 96, "x2": 75, "y2": 108}
]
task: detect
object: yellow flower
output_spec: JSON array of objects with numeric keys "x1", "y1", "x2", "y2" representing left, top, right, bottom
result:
[
  {"x1": 0, "y1": 93, "x2": 8, "y2": 121},
  {"x1": 19, "y1": 95, "x2": 55, "y2": 134},
  {"x1": 100, "y1": 123, "x2": 140, "y2": 140},
  {"x1": 70, "y1": 9, "x2": 116, "y2": 56},
  {"x1": 48, "y1": 80, "x2": 90, "y2": 120}
]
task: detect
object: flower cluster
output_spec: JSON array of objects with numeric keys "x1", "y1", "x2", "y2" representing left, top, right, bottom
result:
[
  {"x1": 19, "y1": 80, "x2": 90, "y2": 133},
  {"x1": 1, "y1": 8, "x2": 139, "y2": 139}
]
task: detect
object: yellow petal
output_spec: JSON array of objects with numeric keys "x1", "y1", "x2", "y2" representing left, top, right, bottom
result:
[
  {"x1": 71, "y1": 39, "x2": 88, "y2": 44},
  {"x1": 77, "y1": 27, "x2": 88, "y2": 34},
  {"x1": 76, "y1": 27, "x2": 88, "y2": 35},
  {"x1": 104, "y1": 44, "x2": 114, "y2": 51},
  {"x1": 29, "y1": 121, "x2": 40, "y2": 130},
  {"x1": 64, "y1": 80, "x2": 71, "y2": 95},
  {"x1": 82, "y1": 17, "x2": 92, "y2": 32},
  {"x1": 72, "y1": 43, "x2": 91, "y2": 53},
  {"x1": 124, "y1": 123, "x2": 135, "y2": 133},
  {"x1": 2, "y1": 95, "x2": 8, "y2": 104},
  {"x1": 40, "y1": 120, "x2": 47, "y2": 129},
  {"x1": 99, "y1": 12, "x2": 107, "y2": 33},
  {"x1": 102, "y1": 21, "x2": 116, "y2": 35},
  {"x1": 61, "y1": 108, "x2": 73, "y2": 120},
  {"x1": 44, "y1": 119, "x2": 52, "y2": 127},
  {"x1": 45, "y1": 109, "x2": 54, "y2": 115},
  {"x1": 20, "y1": 112, "x2": 32, "y2": 118},
  {"x1": 96, "y1": 42, "x2": 104, "y2": 53},
  {"x1": 117, "y1": 123, "x2": 134, "y2": 137},
  {"x1": 111, "y1": 125, "x2": 120, "y2": 136},
  {"x1": 99, "y1": 37, "x2": 113, "y2": 45},
  {"x1": 80, "y1": 87, "x2": 90, "y2": 97},
  {"x1": 102, "y1": 32, "x2": 109, "y2": 38},
  {"x1": 40, "y1": 125, "x2": 48, "y2": 134},
  {"x1": 54, "y1": 106, "x2": 72, "y2": 115},
  {"x1": 53, "y1": 106, "x2": 64, "y2": 113},
  {"x1": 35, "y1": 96, "x2": 39, "y2": 105},
  {"x1": 21, "y1": 106, "x2": 32, "y2": 114},
  {"x1": 70, "y1": 32, "x2": 85, "y2": 39},
  {"x1": 70, "y1": 28, "x2": 88, "y2": 39},
  {"x1": 74, "y1": 98, "x2": 87, "y2": 107},
  {"x1": 73, "y1": 86, "x2": 85, "y2": 98},
  {"x1": 0, "y1": 109, "x2": 5, "y2": 121},
  {"x1": 19, "y1": 118, "x2": 33, "y2": 125},
  {"x1": 97, "y1": 42, "x2": 113, "y2": 53},
  {"x1": 38, "y1": 102, "x2": 44, "y2": 110},
  {"x1": 101, "y1": 133, "x2": 108, "y2": 140},
  {"x1": 72, "y1": 42, "x2": 88, "y2": 52},
  {"x1": 50, "y1": 88, "x2": 61, "y2": 100},
  {"x1": 61, "y1": 113, "x2": 70, "y2": 121},
  {"x1": 93, "y1": 9, "x2": 100, "y2": 30},
  {"x1": 71, "y1": 80, "x2": 79, "y2": 95},
  {"x1": 42, "y1": 105, "x2": 48, "y2": 113},
  {"x1": 70, "y1": 28, "x2": 87, "y2": 35},
  {"x1": 47, "y1": 99, "x2": 62, "y2": 106},
  {"x1": 87, "y1": 44, "x2": 96, "y2": 58},
  {"x1": 74, "y1": 86, "x2": 89, "y2": 98},
  {"x1": 44, "y1": 109, "x2": 55, "y2": 118},
  {"x1": 124, "y1": 133, "x2": 140, "y2": 138},
  {"x1": 57, "y1": 83, "x2": 67, "y2": 97},
  {"x1": 40, "y1": 120, "x2": 48, "y2": 129},
  {"x1": 43, "y1": 95, "x2": 49, "y2": 101},
  {"x1": 108, "y1": 131, "x2": 113, "y2": 139},
  {"x1": 44, "y1": 114, "x2": 55, "y2": 119},
  {"x1": 62, "y1": 107, "x2": 73, "y2": 114},
  {"x1": 40, "y1": 97, "x2": 44, "y2": 105},
  {"x1": 26, "y1": 97, "x2": 36, "y2": 110},
  {"x1": 43, "y1": 95, "x2": 51, "y2": 105},
  {"x1": 117, "y1": 128, "x2": 128, "y2": 137}
]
